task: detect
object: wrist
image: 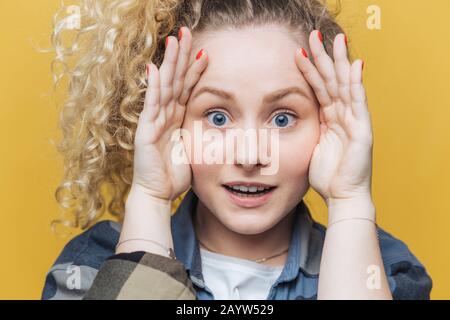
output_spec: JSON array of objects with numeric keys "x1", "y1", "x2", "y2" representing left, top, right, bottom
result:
[
  {"x1": 326, "y1": 193, "x2": 376, "y2": 223},
  {"x1": 126, "y1": 184, "x2": 172, "y2": 211},
  {"x1": 119, "y1": 184, "x2": 174, "y2": 255}
]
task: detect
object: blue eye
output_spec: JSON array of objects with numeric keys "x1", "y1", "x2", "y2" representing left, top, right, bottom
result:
[
  {"x1": 271, "y1": 113, "x2": 295, "y2": 128},
  {"x1": 206, "y1": 111, "x2": 229, "y2": 126}
]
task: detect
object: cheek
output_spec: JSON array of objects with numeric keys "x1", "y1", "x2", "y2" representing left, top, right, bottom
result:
[
  {"x1": 279, "y1": 119, "x2": 320, "y2": 177},
  {"x1": 190, "y1": 163, "x2": 224, "y2": 206},
  {"x1": 191, "y1": 163, "x2": 216, "y2": 180}
]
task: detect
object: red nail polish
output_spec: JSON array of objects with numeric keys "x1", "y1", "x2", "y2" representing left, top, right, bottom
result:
[
  {"x1": 301, "y1": 48, "x2": 308, "y2": 58},
  {"x1": 317, "y1": 31, "x2": 323, "y2": 43},
  {"x1": 165, "y1": 37, "x2": 169, "y2": 48},
  {"x1": 196, "y1": 49, "x2": 204, "y2": 60},
  {"x1": 178, "y1": 28, "x2": 183, "y2": 41},
  {"x1": 344, "y1": 35, "x2": 348, "y2": 46},
  {"x1": 362, "y1": 61, "x2": 365, "y2": 71}
]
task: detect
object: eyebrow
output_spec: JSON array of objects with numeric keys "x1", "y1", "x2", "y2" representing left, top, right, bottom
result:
[{"x1": 191, "y1": 86, "x2": 311, "y2": 103}]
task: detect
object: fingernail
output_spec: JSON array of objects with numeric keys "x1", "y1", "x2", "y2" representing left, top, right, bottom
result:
[
  {"x1": 178, "y1": 28, "x2": 183, "y2": 41},
  {"x1": 165, "y1": 37, "x2": 169, "y2": 48},
  {"x1": 196, "y1": 49, "x2": 204, "y2": 60},
  {"x1": 344, "y1": 35, "x2": 348, "y2": 47},
  {"x1": 362, "y1": 61, "x2": 365, "y2": 71},
  {"x1": 300, "y1": 48, "x2": 308, "y2": 58},
  {"x1": 317, "y1": 30, "x2": 323, "y2": 43}
]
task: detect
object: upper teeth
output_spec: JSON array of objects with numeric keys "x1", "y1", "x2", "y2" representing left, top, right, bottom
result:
[{"x1": 231, "y1": 185, "x2": 271, "y2": 192}]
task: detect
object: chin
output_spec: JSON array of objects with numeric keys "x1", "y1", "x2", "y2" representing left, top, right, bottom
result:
[{"x1": 216, "y1": 208, "x2": 281, "y2": 235}]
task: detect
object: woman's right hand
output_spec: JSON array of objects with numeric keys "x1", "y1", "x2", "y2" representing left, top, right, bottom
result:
[{"x1": 132, "y1": 27, "x2": 208, "y2": 201}]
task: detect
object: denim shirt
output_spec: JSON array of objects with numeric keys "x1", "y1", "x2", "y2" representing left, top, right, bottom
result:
[{"x1": 42, "y1": 189, "x2": 432, "y2": 300}]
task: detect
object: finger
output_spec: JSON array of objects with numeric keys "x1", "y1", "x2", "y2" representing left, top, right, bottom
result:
[
  {"x1": 309, "y1": 30, "x2": 340, "y2": 100},
  {"x1": 159, "y1": 36, "x2": 179, "y2": 107},
  {"x1": 295, "y1": 48, "x2": 332, "y2": 106},
  {"x1": 173, "y1": 27, "x2": 193, "y2": 103},
  {"x1": 142, "y1": 63, "x2": 160, "y2": 122},
  {"x1": 332, "y1": 33, "x2": 351, "y2": 125},
  {"x1": 350, "y1": 59, "x2": 368, "y2": 119},
  {"x1": 333, "y1": 33, "x2": 352, "y2": 106},
  {"x1": 295, "y1": 48, "x2": 336, "y2": 123},
  {"x1": 179, "y1": 48, "x2": 209, "y2": 106}
]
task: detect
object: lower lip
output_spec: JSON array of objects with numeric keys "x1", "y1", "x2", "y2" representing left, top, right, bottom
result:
[{"x1": 223, "y1": 186, "x2": 276, "y2": 208}]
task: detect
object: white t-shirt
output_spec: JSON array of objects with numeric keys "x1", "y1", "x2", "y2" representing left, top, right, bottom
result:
[{"x1": 200, "y1": 247, "x2": 284, "y2": 300}]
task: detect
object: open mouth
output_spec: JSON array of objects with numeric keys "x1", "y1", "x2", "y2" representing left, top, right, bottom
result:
[
  {"x1": 222, "y1": 184, "x2": 276, "y2": 197},
  {"x1": 222, "y1": 182, "x2": 276, "y2": 208}
]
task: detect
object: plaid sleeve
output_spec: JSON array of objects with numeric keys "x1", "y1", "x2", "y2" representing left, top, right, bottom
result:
[
  {"x1": 41, "y1": 220, "x2": 120, "y2": 300},
  {"x1": 83, "y1": 251, "x2": 197, "y2": 300}
]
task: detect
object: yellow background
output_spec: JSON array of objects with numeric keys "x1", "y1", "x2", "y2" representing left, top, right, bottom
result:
[{"x1": 0, "y1": 0, "x2": 448, "y2": 299}]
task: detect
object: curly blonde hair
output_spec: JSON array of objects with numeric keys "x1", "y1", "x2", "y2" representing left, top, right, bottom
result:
[{"x1": 47, "y1": 0, "x2": 348, "y2": 231}]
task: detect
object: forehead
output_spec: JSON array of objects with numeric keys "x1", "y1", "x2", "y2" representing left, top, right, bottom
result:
[{"x1": 191, "y1": 25, "x2": 311, "y2": 95}]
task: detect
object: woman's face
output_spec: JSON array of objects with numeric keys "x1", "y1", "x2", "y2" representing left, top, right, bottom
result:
[{"x1": 182, "y1": 25, "x2": 320, "y2": 235}]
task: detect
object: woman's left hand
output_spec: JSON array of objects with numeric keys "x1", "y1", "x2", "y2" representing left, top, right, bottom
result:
[{"x1": 295, "y1": 31, "x2": 374, "y2": 205}]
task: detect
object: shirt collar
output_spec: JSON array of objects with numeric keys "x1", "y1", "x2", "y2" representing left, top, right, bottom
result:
[{"x1": 171, "y1": 189, "x2": 323, "y2": 287}]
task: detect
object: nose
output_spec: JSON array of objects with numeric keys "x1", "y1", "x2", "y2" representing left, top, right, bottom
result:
[
  {"x1": 236, "y1": 154, "x2": 261, "y2": 171},
  {"x1": 232, "y1": 127, "x2": 271, "y2": 172}
]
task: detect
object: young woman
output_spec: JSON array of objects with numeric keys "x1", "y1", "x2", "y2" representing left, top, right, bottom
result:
[{"x1": 42, "y1": 0, "x2": 432, "y2": 300}]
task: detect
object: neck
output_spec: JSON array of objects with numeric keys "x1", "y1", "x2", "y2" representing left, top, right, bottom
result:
[{"x1": 193, "y1": 202, "x2": 296, "y2": 267}]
